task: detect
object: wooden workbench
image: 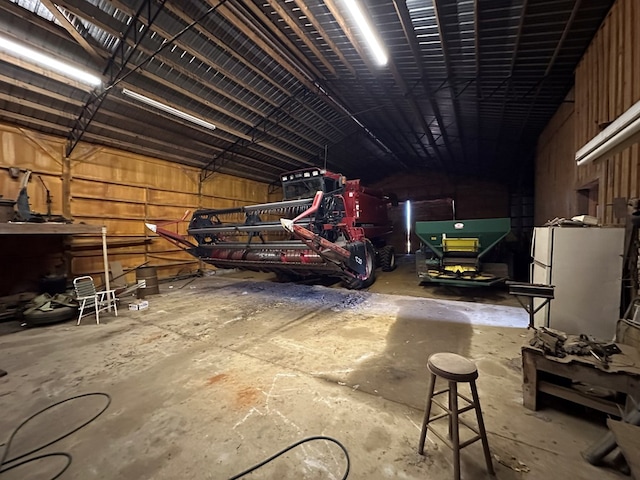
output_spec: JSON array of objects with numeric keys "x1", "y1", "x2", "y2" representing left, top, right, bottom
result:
[
  {"x1": 0, "y1": 222, "x2": 111, "y2": 295},
  {"x1": 522, "y1": 343, "x2": 640, "y2": 416}
]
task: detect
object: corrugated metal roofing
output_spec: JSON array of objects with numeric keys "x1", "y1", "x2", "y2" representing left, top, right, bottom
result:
[{"x1": 0, "y1": 0, "x2": 614, "y2": 185}]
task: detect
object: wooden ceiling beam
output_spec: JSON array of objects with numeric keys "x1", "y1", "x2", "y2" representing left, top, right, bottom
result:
[
  {"x1": 39, "y1": 0, "x2": 104, "y2": 66},
  {"x1": 322, "y1": 0, "x2": 377, "y2": 74},
  {"x1": 212, "y1": 1, "x2": 350, "y2": 138},
  {"x1": 291, "y1": 0, "x2": 357, "y2": 78},
  {"x1": 226, "y1": 1, "x2": 326, "y2": 81},
  {"x1": 0, "y1": 70, "x2": 305, "y2": 172},
  {"x1": 267, "y1": 1, "x2": 337, "y2": 77},
  {"x1": 153, "y1": 3, "x2": 344, "y2": 142}
]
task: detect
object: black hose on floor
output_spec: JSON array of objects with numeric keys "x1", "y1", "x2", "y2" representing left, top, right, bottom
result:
[
  {"x1": 0, "y1": 392, "x2": 111, "y2": 479},
  {"x1": 228, "y1": 435, "x2": 350, "y2": 480}
]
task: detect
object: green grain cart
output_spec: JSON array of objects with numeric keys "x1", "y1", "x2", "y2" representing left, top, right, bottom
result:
[{"x1": 415, "y1": 218, "x2": 511, "y2": 287}]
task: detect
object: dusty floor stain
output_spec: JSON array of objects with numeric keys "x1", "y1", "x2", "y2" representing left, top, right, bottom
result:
[{"x1": 0, "y1": 274, "x2": 617, "y2": 480}]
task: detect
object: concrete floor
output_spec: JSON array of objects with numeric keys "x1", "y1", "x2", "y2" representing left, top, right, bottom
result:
[{"x1": 0, "y1": 262, "x2": 627, "y2": 480}]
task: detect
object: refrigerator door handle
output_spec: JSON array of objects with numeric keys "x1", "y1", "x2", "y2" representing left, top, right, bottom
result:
[{"x1": 532, "y1": 258, "x2": 550, "y2": 269}]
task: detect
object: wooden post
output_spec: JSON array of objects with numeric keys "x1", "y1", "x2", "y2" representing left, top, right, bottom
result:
[
  {"x1": 101, "y1": 226, "x2": 112, "y2": 311},
  {"x1": 521, "y1": 348, "x2": 538, "y2": 410}
]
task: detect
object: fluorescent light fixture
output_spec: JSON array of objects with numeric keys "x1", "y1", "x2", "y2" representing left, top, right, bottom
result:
[
  {"x1": 343, "y1": 0, "x2": 387, "y2": 66},
  {"x1": 122, "y1": 88, "x2": 216, "y2": 131},
  {"x1": 576, "y1": 98, "x2": 640, "y2": 166},
  {"x1": 405, "y1": 200, "x2": 411, "y2": 253},
  {"x1": 0, "y1": 34, "x2": 101, "y2": 86}
]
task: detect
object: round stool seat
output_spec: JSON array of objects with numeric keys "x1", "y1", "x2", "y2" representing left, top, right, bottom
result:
[{"x1": 428, "y1": 352, "x2": 478, "y2": 382}]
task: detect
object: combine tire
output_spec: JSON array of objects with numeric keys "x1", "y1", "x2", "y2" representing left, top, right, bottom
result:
[
  {"x1": 379, "y1": 245, "x2": 396, "y2": 272},
  {"x1": 344, "y1": 240, "x2": 376, "y2": 289}
]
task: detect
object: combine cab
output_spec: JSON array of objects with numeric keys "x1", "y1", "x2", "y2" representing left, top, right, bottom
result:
[{"x1": 147, "y1": 168, "x2": 395, "y2": 289}]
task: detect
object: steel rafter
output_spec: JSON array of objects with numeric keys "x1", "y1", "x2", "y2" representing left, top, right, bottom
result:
[
  {"x1": 392, "y1": 0, "x2": 457, "y2": 169},
  {"x1": 65, "y1": 0, "x2": 228, "y2": 157},
  {"x1": 70, "y1": 0, "x2": 325, "y2": 158},
  {"x1": 432, "y1": 0, "x2": 469, "y2": 167},
  {"x1": 200, "y1": 87, "x2": 315, "y2": 182},
  {"x1": 492, "y1": 0, "x2": 529, "y2": 161},
  {"x1": 64, "y1": 0, "x2": 168, "y2": 157},
  {"x1": 223, "y1": 0, "x2": 398, "y2": 165},
  {"x1": 473, "y1": 0, "x2": 481, "y2": 167},
  {"x1": 510, "y1": 0, "x2": 582, "y2": 162}
]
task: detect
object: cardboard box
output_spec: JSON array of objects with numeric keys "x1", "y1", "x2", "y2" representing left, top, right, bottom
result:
[{"x1": 128, "y1": 300, "x2": 149, "y2": 311}]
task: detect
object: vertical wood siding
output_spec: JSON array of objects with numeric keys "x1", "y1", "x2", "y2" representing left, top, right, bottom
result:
[
  {"x1": 535, "y1": 0, "x2": 640, "y2": 226},
  {"x1": 0, "y1": 122, "x2": 270, "y2": 289}
]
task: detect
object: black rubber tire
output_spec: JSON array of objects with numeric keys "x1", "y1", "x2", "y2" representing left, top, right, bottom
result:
[
  {"x1": 379, "y1": 245, "x2": 396, "y2": 272},
  {"x1": 23, "y1": 305, "x2": 77, "y2": 326},
  {"x1": 344, "y1": 240, "x2": 376, "y2": 289}
]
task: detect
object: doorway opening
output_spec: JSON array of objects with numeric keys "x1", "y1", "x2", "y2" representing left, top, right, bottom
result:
[{"x1": 577, "y1": 181, "x2": 599, "y2": 218}]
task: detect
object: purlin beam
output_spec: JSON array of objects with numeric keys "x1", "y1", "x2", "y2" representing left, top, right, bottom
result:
[{"x1": 291, "y1": 0, "x2": 357, "y2": 78}]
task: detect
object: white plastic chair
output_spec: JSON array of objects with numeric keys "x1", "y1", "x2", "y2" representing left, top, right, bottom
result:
[{"x1": 73, "y1": 275, "x2": 118, "y2": 325}]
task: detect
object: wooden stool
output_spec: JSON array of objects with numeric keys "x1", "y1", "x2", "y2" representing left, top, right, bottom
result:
[{"x1": 418, "y1": 352, "x2": 494, "y2": 479}]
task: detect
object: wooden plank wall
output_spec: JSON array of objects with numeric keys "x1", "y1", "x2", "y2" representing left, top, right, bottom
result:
[
  {"x1": 0, "y1": 122, "x2": 270, "y2": 291},
  {"x1": 535, "y1": 0, "x2": 640, "y2": 226}
]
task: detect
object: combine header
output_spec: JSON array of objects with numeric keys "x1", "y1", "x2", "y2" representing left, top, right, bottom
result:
[{"x1": 147, "y1": 168, "x2": 395, "y2": 289}]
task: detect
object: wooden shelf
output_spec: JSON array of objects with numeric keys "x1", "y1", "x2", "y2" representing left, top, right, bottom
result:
[{"x1": 0, "y1": 223, "x2": 102, "y2": 235}]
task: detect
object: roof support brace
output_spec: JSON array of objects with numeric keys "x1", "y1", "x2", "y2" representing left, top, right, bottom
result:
[
  {"x1": 200, "y1": 87, "x2": 315, "y2": 183},
  {"x1": 65, "y1": 0, "x2": 168, "y2": 157}
]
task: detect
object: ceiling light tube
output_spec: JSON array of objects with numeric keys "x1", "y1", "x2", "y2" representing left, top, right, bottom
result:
[
  {"x1": 343, "y1": 0, "x2": 387, "y2": 66},
  {"x1": 122, "y1": 88, "x2": 216, "y2": 131},
  {"x1": 0, "y1": 34, "x2": 101, "y2": 87}
]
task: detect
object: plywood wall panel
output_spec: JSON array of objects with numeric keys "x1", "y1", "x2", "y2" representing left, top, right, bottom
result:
[
  {"x1": 535, "y1": 0, "x2": 640, "y2": 227},
  {"x1": 147, "y1": 189, "x2": 199, "y2": 208},
  {"x1": 0, "y1": 122, "x2": 270, "y2": 291},
  {"x1": 72, "y1": 178, "x2": 147, "y2": 204},
  {"x1": 72, "y1": 198, "x2": 147, "y2": 219}
]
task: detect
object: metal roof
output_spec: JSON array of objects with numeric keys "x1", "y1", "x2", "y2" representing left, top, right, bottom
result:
[{"x1": 0, "y1": 0, "x2": 614, "y2": 186}]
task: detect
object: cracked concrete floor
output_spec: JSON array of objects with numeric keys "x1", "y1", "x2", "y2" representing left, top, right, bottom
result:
[{"x1": 0, "y1": 273, "x2": 627, "y2": 480}]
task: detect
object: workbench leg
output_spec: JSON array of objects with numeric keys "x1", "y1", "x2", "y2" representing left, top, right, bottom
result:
[
  {"x1": 625, "y1": 377, "x2": 640, "y2": 414},
  {"x1": 522, "y1": 350, "x2": 538, "y2": 410}
]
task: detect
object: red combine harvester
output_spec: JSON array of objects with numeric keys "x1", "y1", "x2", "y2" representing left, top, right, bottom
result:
[{"x1": 147, "y1": 168, "x2": 395, "y2": 289}]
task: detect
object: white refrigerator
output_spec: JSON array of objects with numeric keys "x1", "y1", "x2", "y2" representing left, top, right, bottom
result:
[{"x1": 531, "y1": 226, "x2": 625, "y2": 340}]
